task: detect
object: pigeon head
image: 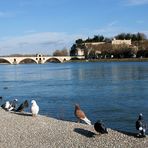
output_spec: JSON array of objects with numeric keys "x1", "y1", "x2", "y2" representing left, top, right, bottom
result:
[
  {"x1": 14, "y1": 99, "x2": 18, "y2": 102},
  {"x1": 138, "y1": 113, "x2": 143, "y2": 120},
  {"x1": 96, "y1": 120, "x2": 102, "y2": 123},
  {"x1": 75, "y1": 104, "x2": 80, "y2": 110}
]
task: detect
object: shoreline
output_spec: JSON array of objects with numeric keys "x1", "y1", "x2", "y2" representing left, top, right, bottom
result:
[
  {"x1": 0, "y1": 108, "x2": 148, "y2": 148},
  {"x1": 1, "y1": 58, "x2": 148, "y2": 65},
  {"x1": 69, "y1": 58, "x2": 148, "y2": 63}
]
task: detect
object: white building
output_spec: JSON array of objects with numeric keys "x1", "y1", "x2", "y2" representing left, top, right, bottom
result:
[
  {"x1": 85, "y1": 42, "x2": 105, "y2": 46},
  {"x1": 76, "y1": 48, "x2": 84, "y2": 56},
  {"x1": 112, "y1": 38, "x2": 131, "y2": 45}
]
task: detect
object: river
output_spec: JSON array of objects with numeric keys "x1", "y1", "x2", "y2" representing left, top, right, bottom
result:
[{"x1": 0, "y1": 62, "x2": 148, "y2": 132}]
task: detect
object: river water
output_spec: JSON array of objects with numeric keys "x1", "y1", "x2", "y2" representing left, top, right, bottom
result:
[{"x1": 0, "y1": 62, "x2": 148, "y2": 132}]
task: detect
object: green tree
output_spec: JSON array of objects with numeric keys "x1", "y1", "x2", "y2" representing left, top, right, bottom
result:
[{"x1": 76, "y1": 39, "x2": 83, "y2": 44}]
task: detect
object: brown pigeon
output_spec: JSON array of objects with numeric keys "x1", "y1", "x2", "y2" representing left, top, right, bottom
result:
[{"x1": 74, "y1": 104, "x2": 91, "y2": 125}]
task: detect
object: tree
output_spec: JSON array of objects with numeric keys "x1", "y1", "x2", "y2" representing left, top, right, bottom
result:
[
  {"x1": 115, "y1": 32, "x2": 147, "y2": 41},
  {"x1": 137, "y1": 32, "x2": 147, "y2": 41},
  {"x1": 99, "y1": 35, "x2": 104, "y2": 42},
  {"x1": 70, "y1": 44, "x2": 76, "y2": 56},
  {"x1": 85, "y1": 37, "x2": 93, "y2": 43},
  {"x1": 92, "y1": 35, "x2": 105, "y2": 42},
  {"x1": 76, "y1": 39, "x2": 83, "y2": 45},
  {"x1": 104, "y1": 38, "x2": 111, "y2": 43},
  {"x1": 125, "y1": 33, "x2": 132, "y2": 40},
  {"x1": 115, "y1": 33, "x2": 126, "y2": 40},
  {"x1": 131, "y1": 34, "x2": 137, "y2": 41},
  {"x1": 93, "y1": 35, "x2": 99, "y2": 42},
  {"x1": 53, "y1": 48, "x2": 69, "y2": 56}
]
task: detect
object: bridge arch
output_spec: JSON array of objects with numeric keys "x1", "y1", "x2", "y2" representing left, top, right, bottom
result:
[
  {"x1": 44, "y1": 58, "x2": 62, "y2": 63},
  {"x1": 18, "y1": 58, "x2": 38, "y2": 64},
  {"x1": 70, "y1": 57, "x2": 80, "y2": 61},
  {"x1": 0, "y1": 55, "x2": 85, "y2": 64},
  {"x1": 0, "y1": 58, "x2": 12, "y2": 64}
]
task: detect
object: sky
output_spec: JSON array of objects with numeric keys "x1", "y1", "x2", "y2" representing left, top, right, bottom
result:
[{"x1": 0, "y1": 0, "x2": 148, "y2": 55}]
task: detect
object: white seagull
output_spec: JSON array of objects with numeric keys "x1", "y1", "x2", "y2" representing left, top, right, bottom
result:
[{"x1": 31, "y1": 100, "x2": 39, "y2": 117}]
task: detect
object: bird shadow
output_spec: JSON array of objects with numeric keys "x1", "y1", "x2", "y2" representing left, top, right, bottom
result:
[
  {"x1": 116, "y1": 129, "x2": 139, "y2": 138},
  {"x1": 10, "y1": 111, "x2": 32, "y2": 117},
  {"x1": 74, "y1": 128, "x2": 96, "y2": 138}
]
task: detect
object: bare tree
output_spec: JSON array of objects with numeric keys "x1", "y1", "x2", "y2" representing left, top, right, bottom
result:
[{"x1": 53, "y1": 48, "x2": 69, "y2": 56}]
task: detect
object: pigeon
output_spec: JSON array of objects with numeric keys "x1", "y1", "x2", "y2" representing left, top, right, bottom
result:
[
  {"x1": 1, "y1": 101, "x2": 11, "y2": 111},
  {"x1": 136, "y1": 113, "x2": 147, "y2": 138},
  {"x1": 9, "y1": 99, "x2": 18, "y2": 111},
  {"x1": 74, "y1": 104, "x2": 91, "y2": 125},
  {"x1": 94, "y1": 120, "x2": 108, "y2": 134},
  {"x1": 16, "y1": 100, "x2": 29, "y2": 112},
  {"x1": 31, "y1": 100, "x2": 39, "y2": 117}
]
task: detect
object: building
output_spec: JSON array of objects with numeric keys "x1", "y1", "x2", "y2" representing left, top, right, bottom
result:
[
  {"x1": 112, "y1": 38, "x2": 131, "y2": 46},
  {"x1": 85, "y1": 42, "x2": 105, "y2": 46},
  {"x1": 75, "y1": 48, "x2": 84, "y2": 56}
]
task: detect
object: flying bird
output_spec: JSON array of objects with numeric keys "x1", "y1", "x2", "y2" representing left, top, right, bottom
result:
[
  {"x1": 74, "y1": 104, "x2": 91, "y2": 125},
  {"x1": 31, "y1": 100, "x2": 39, "y2": 117},
  {"x1": 16, "y1": 100, "x2": 29, "y2": 112},
  {"x1": 94, "y1": 120, "x2": 108, "y2": 134},
  {"x1": 136, "y1": 113, "x2": 147, "y2": 138}
]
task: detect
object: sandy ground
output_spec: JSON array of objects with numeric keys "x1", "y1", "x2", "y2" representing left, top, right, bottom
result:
[{"x1": 0, "y1": 108, "x2": 148, "y2": 148}]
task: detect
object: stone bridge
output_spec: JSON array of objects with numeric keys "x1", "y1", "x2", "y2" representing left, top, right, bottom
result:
[{"x1": 0, "y1": 54, "x2": 85, "y2": 64}]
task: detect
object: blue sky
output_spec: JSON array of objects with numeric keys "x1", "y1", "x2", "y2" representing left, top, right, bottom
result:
[{"x1": 0, "y1": 0, "x2": 148, "y2": 55}]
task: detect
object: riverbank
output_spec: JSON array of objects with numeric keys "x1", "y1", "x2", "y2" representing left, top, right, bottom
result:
[
  {"x1": 0, "y1": 108, "x2": 147, "y2": 148},
  {"x1": 69, "y1": 58, "x2": 148, "y2": 63}
]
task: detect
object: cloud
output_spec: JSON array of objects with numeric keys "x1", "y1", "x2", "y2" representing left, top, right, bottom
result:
[
  {"x1": 108, "y1": 21, "x2": 118, "y2": 27},
  {"x1": 125, "y1": 0, "x2": 148, "y2": 5},
  {"x1": 0, "y1": 32, "x2": 83, "y2": 55},
  {"x1": 91, "y1": 21, "x2": 148, "y2": 38}
]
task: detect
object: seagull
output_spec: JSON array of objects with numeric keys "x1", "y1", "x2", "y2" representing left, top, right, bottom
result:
[
  {"x1": 31, "y1": 100, "x2": 39, "y2": 117},
  {"x1": 1, "y1": 101, "x2": 11, "y2": 111},
  {"x1": 74, "y1": 104, "x2": 91, "y2": 125},
  {"x1": 16, "y1": 100, "x2": 29, "y2": 112},
  {"x1": 136, "y1": 113, "x2": 147, "y2": 138},
  {"x1": 94, "y1": 120, "x2": 108, "y2": 134}
]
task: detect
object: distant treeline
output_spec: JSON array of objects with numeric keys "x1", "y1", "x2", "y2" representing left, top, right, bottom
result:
[
  {"x1": 75, "y1": 32, "x2": 147, "y2": 44},
  {"x1": 70, "y1": 32, "x2": 148, "y2": 59}
]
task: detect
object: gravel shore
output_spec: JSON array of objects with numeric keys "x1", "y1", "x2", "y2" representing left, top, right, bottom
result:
[{"x1": 0, "y1": 108, "x2": 147, "y2": 148}]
